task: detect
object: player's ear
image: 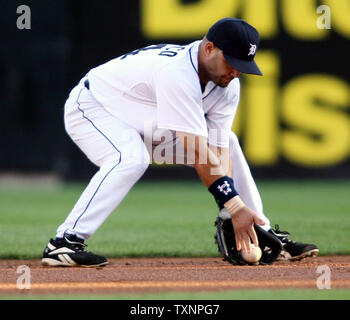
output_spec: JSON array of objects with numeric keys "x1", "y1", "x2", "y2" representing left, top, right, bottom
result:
[{"x1": 204, "y1": 41, "x2": 216, "y2": 56}]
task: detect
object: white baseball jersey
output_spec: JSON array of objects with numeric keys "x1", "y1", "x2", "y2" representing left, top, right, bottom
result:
[{"x1": 87, "y1": 41, "x2": 240, "y2": 148}]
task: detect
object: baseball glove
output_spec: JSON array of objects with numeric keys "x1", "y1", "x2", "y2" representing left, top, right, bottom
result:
[{"x1": 214, "y1": 210, "x2": 283, "y2": 265}]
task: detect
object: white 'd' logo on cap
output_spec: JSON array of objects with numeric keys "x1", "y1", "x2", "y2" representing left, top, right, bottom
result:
[{"x1": 248, "y1": 43, "x2": 256, "y2": 56}]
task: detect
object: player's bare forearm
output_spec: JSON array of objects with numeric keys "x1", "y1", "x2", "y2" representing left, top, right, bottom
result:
[
  {"x1": 213, "y1": 145, "x2": 233, "y2": 178},
  {"x1": 194, "y1": 148, "x2": 232, "y2": 186},
  {"x1": 176, "y1": 131, "x2": 230, "y2": 187}
]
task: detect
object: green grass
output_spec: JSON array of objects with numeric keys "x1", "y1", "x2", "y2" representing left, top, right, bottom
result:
[
  {"x1": 0, "y1": 179, "x2": 349, "y2": 259},
  {"x1": 1, "y1": 289, "x2": 350, "y2": 300}
]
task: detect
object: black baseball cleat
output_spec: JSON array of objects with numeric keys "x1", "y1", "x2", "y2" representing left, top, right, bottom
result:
[
  {"x1": 269, "y1": 225, "x2": 319, "y2": 261},
  {"x1": 42, "y1": 234, "x2": 108, "y2": 267}
]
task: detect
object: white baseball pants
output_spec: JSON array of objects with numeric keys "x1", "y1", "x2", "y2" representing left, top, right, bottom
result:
[{"x1": 56, "y1": 79, "x2": 270, "y2": 240}]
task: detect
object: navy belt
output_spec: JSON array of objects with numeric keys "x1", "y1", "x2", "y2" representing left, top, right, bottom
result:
[{"x1": 84, "y1": 79, "x2": 90, "y2": 90}]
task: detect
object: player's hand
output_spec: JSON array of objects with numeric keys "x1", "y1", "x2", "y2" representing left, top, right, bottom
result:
[{"x1": 231, "y1": 206, "x2": 265, "y2": 254}]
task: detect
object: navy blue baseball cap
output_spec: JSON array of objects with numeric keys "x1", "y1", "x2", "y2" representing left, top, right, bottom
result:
[{"x1": 206, "y1": 18, "x2": 263, "y2": 76}]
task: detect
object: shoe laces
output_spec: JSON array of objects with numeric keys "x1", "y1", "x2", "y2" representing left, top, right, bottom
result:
[
  {"x1": 274, "y1": 224, "x2": 290, "y2": 236},
  {"x1": 64, "y1": 237, "x2": 88, "y2": 252},
  {"x1": 273, "y1": 224, "x2": 295, "y2": 245}
]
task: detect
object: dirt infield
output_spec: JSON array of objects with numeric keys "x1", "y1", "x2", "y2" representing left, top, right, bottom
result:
[{"x1": 0, "y1": 256, "x2": 349, "y2": 295}]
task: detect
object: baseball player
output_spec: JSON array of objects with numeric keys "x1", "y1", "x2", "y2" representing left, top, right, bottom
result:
[{"x1": 42, "y1": 18, "x2": 318, "y2": 267}]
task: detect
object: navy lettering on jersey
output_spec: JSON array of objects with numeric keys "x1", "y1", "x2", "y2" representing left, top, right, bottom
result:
[
  {"x1": 120, "y1": 44, "x2": 167, "y2": 60},
  {"x1": 120, "y1": 44, "x2": 186, "y2": 60},
  {"x1": 159, "y1": 45, "x2": 186, "y2": 57}
]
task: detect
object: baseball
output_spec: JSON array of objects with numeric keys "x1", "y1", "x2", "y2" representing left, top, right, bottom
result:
[{"x1": 241, "y1": 243, "x2": 262, "y2": 265}]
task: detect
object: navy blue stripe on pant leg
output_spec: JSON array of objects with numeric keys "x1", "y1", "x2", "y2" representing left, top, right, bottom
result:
[{"x1": 71, "y1": 87, "x2": 122, "y2": 231}]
